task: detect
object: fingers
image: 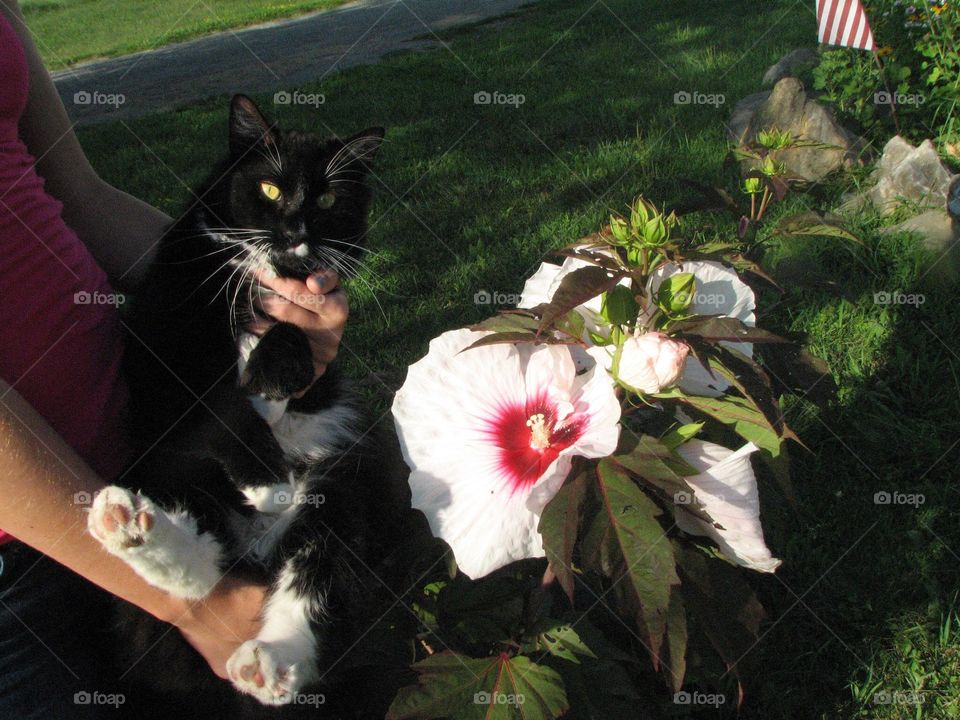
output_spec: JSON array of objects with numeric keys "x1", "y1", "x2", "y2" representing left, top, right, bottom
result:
[
  {"x1": 254, "y1": 270, "x2": 340, "y2": 307},
  {"x1": 306, "y1": 270, "x2": 339, "y2": 295},
  {"x1": 256, "y1": 289, "x2": 348, "y2": 329}
]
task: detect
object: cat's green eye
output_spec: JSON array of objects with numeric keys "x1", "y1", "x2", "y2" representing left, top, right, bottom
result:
[
  {"x1": 317, "y1": 191, "x2": 336, "y2": 210},
  {"x1": 259, "y1": 181, "x2": 281, "y2": 202}
]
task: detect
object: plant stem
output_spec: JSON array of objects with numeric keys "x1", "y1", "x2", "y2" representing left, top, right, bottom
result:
[{"x1": 757, "y1": 187, "x2": 771, "y2": 220}]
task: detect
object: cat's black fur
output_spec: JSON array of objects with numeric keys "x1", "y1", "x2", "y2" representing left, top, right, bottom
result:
[{"x1": 108, "y1": 96, "x2": 416, "y2": 719}]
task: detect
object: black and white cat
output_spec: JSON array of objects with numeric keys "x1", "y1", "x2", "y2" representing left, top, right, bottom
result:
[{"x1": 86, "y1": 95, "x2": 412, "y2": 717}]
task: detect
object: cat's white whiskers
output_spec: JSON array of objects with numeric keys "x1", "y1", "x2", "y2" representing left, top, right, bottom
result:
[
  {"x1": 324, "y1": 135, "x2": 381, "y2": 179},
  {"x1": 320, "y1": 246, "x2": 388, "y2": 323}
]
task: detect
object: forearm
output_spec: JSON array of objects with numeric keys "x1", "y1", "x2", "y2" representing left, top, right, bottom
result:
[{"x1": 0, "y1": 378, "x2": 183, "y2": 623}]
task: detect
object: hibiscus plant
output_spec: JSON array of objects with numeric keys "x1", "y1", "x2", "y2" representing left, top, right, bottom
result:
[
  {"x1": 682, "y1": 126, "x2": 862, "y2": 255},
  {"x1": 387, "y1": 195, "x2": 832, "y2": 719}
]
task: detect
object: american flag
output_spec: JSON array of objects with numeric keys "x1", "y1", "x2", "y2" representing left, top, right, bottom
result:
[{"x1": 816, "y1": 0, "x2": 876, "y2": 51}]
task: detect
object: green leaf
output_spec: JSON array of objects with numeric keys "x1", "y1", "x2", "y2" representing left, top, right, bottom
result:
[
  {"x1": 610, "y1": 426, "x2": 698, "y2": 482},
  {"x1": 462, "y1": 332, "x2": 541, "y2": 351},
  {"x1": 537, "y1": 266, "x2": 624, "y2": 335},
  {"x1": 655, "y1": 272, "x2": 696, "y2": 314},
  {"x1": 708, "y1": 347, "x2": 787, "y2": 438},
  {"x1": 658, "y1": 389, "x2": 783, "y2": 457},
  {"x1": 609, "y1": 215, "x2": 630, "y2": 244},
  {"x1": 600, "y1": 285, "x2": 638, "y2": 327},
  {"x1": 610, "y1": 427, "x2": 713, "y2": 525},
  {"x1": 662, "y1": 586, "x2": 688, "y2": 693},
  {"x1": 773, "y1": 211, "x2": 863, "y2": 245},
  {"x1": 387, "y1": 652, "x2": 569, "y2": 720},
  {"x1": 538, "y1": 467, "x2": 590, "y2": 603},
  {"x1": 671, "y1": 316, "x2": 788, "y2": 344},
  {"x1": 524, "y1": 620, "x2": 597, "y2": 664},
  {"x1": 554, "y1": 308, "x2": 586, "y2": 341},
  {"x1": 583, "y1": 460, "x2": 680, "y2": 663},
  {"x1": 470, "y1": 313, "x2": 542, "y2": 334},
  {"x1": 660, "y1": 422, "x2": 704, "y2": 451}
]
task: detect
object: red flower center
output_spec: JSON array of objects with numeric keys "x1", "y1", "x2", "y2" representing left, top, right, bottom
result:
[{"x1": 483, "y1": 390, "x2": 586, "y2": 494}]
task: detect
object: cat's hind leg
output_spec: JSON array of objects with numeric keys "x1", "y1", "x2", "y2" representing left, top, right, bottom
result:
[
  {"x1": 87, "y1": 485, "x2": 223, "y2": 600},
  {"x1": 226, "y1": 561, "x2": 322, "y2": 705}
]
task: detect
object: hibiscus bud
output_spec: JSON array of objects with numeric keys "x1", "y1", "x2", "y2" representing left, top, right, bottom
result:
[{"x1": 617, "y1": 331, "x2": 689, "y2": 394}]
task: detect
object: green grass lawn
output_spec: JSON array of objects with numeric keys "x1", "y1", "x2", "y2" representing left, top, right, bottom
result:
[
  {"x1": 68, "y1": 0, "x2": 960, "y2": 716},
  {"x1": 20, "y1": 0, "x2": 350, "y2": 69}
]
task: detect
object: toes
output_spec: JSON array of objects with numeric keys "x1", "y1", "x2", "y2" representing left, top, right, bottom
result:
[
  {"x1": 227, "y1": 641, "x2": 298, "y2": 706},
  {"x1": 88, "y1": 486, "x2": 155, "y2": 550},
  {"x1": 136, "y1": 510, "x2": 153, "y2": 532}
]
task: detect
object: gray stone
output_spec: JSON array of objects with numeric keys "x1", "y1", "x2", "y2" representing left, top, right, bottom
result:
[
  {"x1": 763, "y1": 48, "x2": 819, "y2": 86},
  {"x1": 881, "y1": 209, "x2": 956, "y2": 248},
  {"x1": 841, "y1": 136, "x2": 957, "y2": 216},
  {"x1": 729, "y1": 78, "x2": 863, "y2": 184},
  {"x1": 878, "y1": 178, "x2": 960, "y2": 278},
  {"x1": 870, "y1": 137, "x2": 956, "y2": 214},
  {"x1": 727, "y1": 90, "x2": 770, "y2": 142}
]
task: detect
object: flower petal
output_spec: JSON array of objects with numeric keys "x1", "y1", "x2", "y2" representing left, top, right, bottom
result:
[
  {"x1": 518, "y1": 262, "x2": 562, "y2": 309},
  {"x1": 392, "y1": 329, "x2": 622, "y2": 578},
  {"x1": 649, "y1": 261, "x2": 757, "y2": 397},
  {"x1": 673, "y1": 440, "x2": 781, "y2": 573}
]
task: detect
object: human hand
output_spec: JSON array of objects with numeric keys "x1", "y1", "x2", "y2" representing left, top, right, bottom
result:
[
  {"x1": 248, "y1": 270, "x2": 349, "y2": 395},
  {"x1": 172, "y1": 575, "x2": 267, "y2": 679}
]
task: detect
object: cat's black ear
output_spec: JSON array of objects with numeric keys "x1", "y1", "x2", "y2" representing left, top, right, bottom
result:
[
  {"x1": 229, "y1": 94, "x2": 277, "y2": 156},
  {"x1": 340, "y1": 127, "x2": 385, "y2": 170}
]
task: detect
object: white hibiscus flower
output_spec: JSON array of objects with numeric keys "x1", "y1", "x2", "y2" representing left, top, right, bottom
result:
[
  {"x1": 392, "y1": 329, "x2": 621, "y2": 579},
  {"x1": 674, "y1": 439, "x2": 781, "y2": 573}
]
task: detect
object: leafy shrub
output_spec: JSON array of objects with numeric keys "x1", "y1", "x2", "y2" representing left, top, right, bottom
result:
[{"x1": 812, "y1": 1, "x2": 958, "y2": 151}]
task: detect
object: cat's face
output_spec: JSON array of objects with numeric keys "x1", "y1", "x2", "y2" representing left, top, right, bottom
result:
[{"x1": 219, "y1": 95, "x2": 384, "y2": 280}]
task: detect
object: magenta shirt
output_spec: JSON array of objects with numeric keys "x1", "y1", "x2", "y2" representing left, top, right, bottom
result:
[{"x1": 0, "y1": 14, "x2": 131, "y2": 545}]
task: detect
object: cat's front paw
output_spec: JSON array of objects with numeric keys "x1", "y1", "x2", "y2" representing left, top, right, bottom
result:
[
  {"x1": 227, "y1": 640, "x2": 315, "y2": 706},
  {"x1": 240, "y1": 322, "x2": 314, "y2": 401},
  {"x1": 87, "y1": 486, "x2": 223, "y2": 600},
  {"x1": 88, "y1": 486, "x2": 155, "y2": 552}
]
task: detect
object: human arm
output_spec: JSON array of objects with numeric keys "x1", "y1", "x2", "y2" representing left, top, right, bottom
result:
[{"x1": 0, "y1": 378, "x2": 264, "y2": 678}]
